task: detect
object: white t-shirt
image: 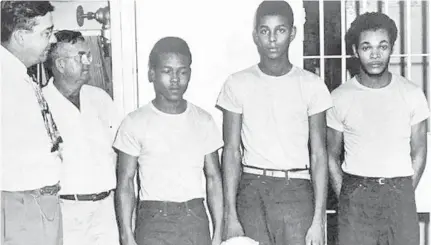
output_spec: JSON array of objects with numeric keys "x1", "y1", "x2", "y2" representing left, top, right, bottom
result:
[
  {"x1": 216, "y1": 65, "x2": 332, "y2": 179},
  {"x1": 113, "y1": 102, "x2": 223, "y2": 202},
  {"x1": 43, "y1": 82, "x2": 121, "y2": 194},
  {"x1": 327, "y1": 75, "x2": 430, "y2": 177},
  {"x1": 1, "y1": 46, "x2": 61, "y2": 191}
]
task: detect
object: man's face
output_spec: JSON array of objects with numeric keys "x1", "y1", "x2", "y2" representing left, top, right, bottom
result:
[
  {"x1": 253, "y1": 15, "x2": 296, "y2": 60},
  {"x1": 21, "y1": 12, "x2": 57, "y2": 66},
  {"x1": 58, "y1": 40, "x2": 92, "y2": 83},
  {"x1": 150, "y1": 52, "x2": 191, "y2": 102},
  {"x1": 353, "y1": 28, "x2": 392, "y2": 77}
]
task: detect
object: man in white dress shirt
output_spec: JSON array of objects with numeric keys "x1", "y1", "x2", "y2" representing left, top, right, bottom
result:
[
  {"x1": 1, "y1": 2, "x2": 61, "y2": 245},
  {"x1": 44, "y1": 30, "x2": 121, "y2": 245}
]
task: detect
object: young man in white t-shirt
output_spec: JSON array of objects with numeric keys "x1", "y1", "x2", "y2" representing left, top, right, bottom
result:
[
  {"x1": 114, "y1": 37, "x2": 223, "y2": 245},
  {"x1": 327, "y1": 12, "x2": 429, "y2": 245},
  {"x1": 216, "y1": 1, "x2": 332, "y2": 245}
]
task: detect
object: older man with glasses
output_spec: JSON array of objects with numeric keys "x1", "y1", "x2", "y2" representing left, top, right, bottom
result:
[
  {"x1": 1, "y1": 2, "x2": 61, "y2": 245},
  {"x1": 43, "y1": 30, "x2": 121, "y2": 245}
]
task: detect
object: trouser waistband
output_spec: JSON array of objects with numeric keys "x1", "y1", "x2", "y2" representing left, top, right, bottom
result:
[
  {"x1": 242, "y1": 165, "x2": 310, "y2": 179},
  {"x1": 139, "y1": 198, "x2": 204, "y2": 210},
  {"x1": 343, "y1": 172, "x2": 411, "y2": 185},
  {"x1": 2, "y1": 182, "x2": 61, "y2": 196}
]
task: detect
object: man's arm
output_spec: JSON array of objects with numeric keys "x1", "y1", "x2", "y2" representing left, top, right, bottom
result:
[
  {"x1": 309, "y1": 112, "x2": 328, "y2": 221},
  {"x1": 221, "y1": 109, "x2": 244, "y2": 240},
  {"x1": 327, "y1": 127, "x2": 344, "y2": 198},
  {"x1": 115, "y1": 151, "x2": 139, "y2": 245},
  {"x1": 204, "y1": 150, "x2": 224, "y2": 245},
  {"x1": 306, "y1": 111, "x2": 328, "y2": 245},
  {"x1": 411, "y1": 120, "x2": 427, "y2": 189}
]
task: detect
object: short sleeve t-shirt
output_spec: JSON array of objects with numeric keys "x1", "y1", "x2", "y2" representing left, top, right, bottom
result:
[
  {"x1": 113, "y1": 101, "x2": 223, "y2": 202},
  {"x1": 327, "y1": 74, "x2": 430, "y2": 177},
  {"x1": 216, "y1": 65, "x2": 332, "y2": 178}
]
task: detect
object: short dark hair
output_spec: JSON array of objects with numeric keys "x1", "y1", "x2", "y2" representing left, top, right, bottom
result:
[
  {"x1": 47, "y1": 30, "x2": 85, "y2": 68},
  {"x1": 148, "y1": 36, "x2": 192, "y2": 69},
  {"x1": 254, "y1": 1, "x2": 294, "y2": 29},
  {"x1": 1, "y1": 1, "x2": 54, "y2": 43},
  {"x1": 345, "y1": 12, "x2": 398, "y2": 53}
]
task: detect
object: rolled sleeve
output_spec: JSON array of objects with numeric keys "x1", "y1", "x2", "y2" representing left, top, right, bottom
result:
[
  {"x1": 216, "y1": 76, "x2": 243, "y2": 114},
  {"x1": 204, "y1": 117, "x2": 224, "y2": 155},
  {"x1": 410, "y1": 89, "x2": 430, "y2": 125},
  {"x1": 308, "y1": 80, "x2": 333, "y2": 116},
  {"x1": 113, "y1": 116, "x2": 141, "y2": 157}
]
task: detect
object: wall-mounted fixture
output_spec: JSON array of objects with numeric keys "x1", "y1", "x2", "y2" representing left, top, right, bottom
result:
[{"x1": 76, "y1": 4, "x2": 111, "y2": 57}]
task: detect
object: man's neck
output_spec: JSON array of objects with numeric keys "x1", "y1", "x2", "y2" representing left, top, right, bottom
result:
[
  {"x1": 152, "y1": 97, "x2": 187, "y2": 114},
  {"x1": 53, "y1": 78, "x2": 82, "y2": 109},
  {"x1": 357, "y1": 69, "x2": 392, "y2": 89},
  {"x1": 258, "y1": 55, "x2": 292, "y2": 77}
]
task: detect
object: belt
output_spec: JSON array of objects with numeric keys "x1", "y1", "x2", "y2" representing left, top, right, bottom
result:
[
  {"x1": 140, "y1": 198, "x2": 204, "y2": 210},
  {"x1": 6, "y1": 183, "x2": 61, "y2": 196},
  {"x1": 60, "y1": 190, "x2": 111, "y2": 201},
  {"x1": 38, "y1": 183, "x2": 61, "y2": 195},
  {"x1": 344, "y1": 172, "x2": 411, "y2": 185},
  {"x1": 242, "y1": 165, "x2": 310, "y2": 179}
]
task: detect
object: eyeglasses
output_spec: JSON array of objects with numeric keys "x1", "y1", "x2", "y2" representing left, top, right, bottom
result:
[{"x1": 62, "y1": 52, "x2": 93, "y2": 65}]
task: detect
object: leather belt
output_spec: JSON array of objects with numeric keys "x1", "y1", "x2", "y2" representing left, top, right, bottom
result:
[
  {"x1": 344, "y1": 172, "x2": 410, "y2": 186},
  {"x1": 60, "y1": 190, "x2": 111, "y2": 201},
  {"x1": 242, "y1": 165, "x2": 310, "y2": 179}
]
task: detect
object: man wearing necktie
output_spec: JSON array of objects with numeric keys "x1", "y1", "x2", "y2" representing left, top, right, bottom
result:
[{"x1": 1, "y1": 2, "x2": 62, "y2": 245}]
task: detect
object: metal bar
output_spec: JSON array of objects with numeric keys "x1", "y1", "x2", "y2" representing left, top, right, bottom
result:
[
  {"x1": 355, "y1": 0, "x2": 360, "y2": 16},
  {"x1": 406, "y1": 0, "x2": 412, "y2": 80},
  {"x1": 319, "y1": 0, "x2": 325, "y2": 80},
  {"x1": 341, "y1": 0, "x2": 347, "y2": 82},
  {"x1": 303, "y1": 53, "x2": 430, "y2": 59},
  {"x1": 378, "y1": 0, "x2": 383, "y2": 13},
  {"x1": 399, "y1": 1, "x2": 406, "y2": 76}
]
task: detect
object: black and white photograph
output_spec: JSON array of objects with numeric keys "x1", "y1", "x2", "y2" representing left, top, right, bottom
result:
[{"x1": 1, "y1": 1, "x2": 430, "y2": 245}]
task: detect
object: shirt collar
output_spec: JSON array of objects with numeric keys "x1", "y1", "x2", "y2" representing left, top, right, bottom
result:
[
  {"x1": 44, "y1": 77, "x2": 86, "y2": 107},
  {"x1": 1, "y1": 45, "x2": 27, "y2": 76}
]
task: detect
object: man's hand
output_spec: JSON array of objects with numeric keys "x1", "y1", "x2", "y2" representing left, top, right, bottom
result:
[
  {"x1": 305, "y1": 220, "x2": 325, "y2": 245},
  {"x1": 223, "y1": 215, "x2": 245, "y2": 240}
]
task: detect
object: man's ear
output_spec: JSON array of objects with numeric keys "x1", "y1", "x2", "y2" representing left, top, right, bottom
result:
[
  {"x1": 352, "y1": 44, "x2": 359, "y2": 58},
  {"x1": 12, "y1": 30, "x2": 25, "y2": 47},
  {"x1": 289, "y1": 26, "x2": 297, "y2": 42},
  {"x1": 55, "y1": 58, "x2": 65, "y2": 73},
  {"x1": 148, "y1": 67, "x2": 155, "y2": 83}
]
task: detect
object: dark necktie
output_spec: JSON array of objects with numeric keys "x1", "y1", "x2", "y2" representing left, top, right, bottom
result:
[{"x1": 28, "y1": 73, "x2": 64, "y2": 161}]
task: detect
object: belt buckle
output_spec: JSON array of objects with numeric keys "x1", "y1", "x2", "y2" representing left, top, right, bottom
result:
[
  {"x1": 91, "y1": 193, "x2": 98, "y2": 201},
  {"x1": 378, "y1": 178, "x2": 385, "y2": 185}
]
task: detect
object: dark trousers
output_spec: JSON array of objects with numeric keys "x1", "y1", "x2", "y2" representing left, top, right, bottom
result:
[
  {"x1": 134, "y1": 198, "x2": 211, "y2": 245},
  {"x1": 237, "y1": 173, "x2": 314, "y2": 245},
  {"x1": 338, "y1": 173, "x2": 420, "y2": 245}
]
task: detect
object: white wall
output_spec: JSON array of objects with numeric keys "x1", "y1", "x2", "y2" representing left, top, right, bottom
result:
[{"x1": 135, "y1": 0, "x2": 305, "y2": 127}]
